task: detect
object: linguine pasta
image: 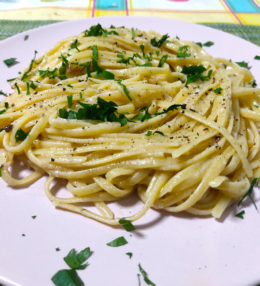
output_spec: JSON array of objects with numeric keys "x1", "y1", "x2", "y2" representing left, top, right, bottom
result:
[{"x1": 0, "y1": 24, "x2": 260, "y2": 225}]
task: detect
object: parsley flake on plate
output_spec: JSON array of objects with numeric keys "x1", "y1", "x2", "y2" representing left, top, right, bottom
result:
[
  {"x1": 238, "y1": 177, "x2": 260, "y2": 210},
  {"x1": 196, "y1": 41, "x2": 214, "y2": 47},
  {"x1": 138, "y1": 263, "x2": 156, "y2": 286},
  {"x1": 119, "y1": 218, "x2": 136, "y2": 231},
  {"x1": 4, "y1": 57, "x2": 19, "y2": 67},
  {"x1": 106, "y1": 236, "x2": 128, "y2": 247},
  {"x1": 235, "y1": 210, "x2": 245, "y2": 219}
]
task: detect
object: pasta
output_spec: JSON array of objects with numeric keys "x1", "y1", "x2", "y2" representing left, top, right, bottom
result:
[{"x1": 0, "y1": 24, "x2": 260, "y2": 226}]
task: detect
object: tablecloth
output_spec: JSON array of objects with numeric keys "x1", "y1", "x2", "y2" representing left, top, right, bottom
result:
[{"x1": 0, "y1": 0, "x2": 259, "y2": 46}]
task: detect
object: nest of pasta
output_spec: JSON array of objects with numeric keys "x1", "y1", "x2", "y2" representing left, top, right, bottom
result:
[{"x1": 0, "y1": 24, "x2": 259, "y2": 225}]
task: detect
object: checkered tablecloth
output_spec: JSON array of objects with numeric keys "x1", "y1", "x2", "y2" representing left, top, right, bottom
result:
[{"x1": 0, "y1": 0, "x2": 259, "y2": 45}]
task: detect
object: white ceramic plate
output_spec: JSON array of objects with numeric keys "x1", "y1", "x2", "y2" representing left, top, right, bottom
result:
[{"x1": 0, "y1": 17, "x2": 260, "y2": 286}]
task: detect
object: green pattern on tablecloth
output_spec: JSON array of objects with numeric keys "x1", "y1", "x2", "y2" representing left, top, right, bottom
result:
[{"x1": 0, "y1": 20, "x2": 259, "y2": 46}]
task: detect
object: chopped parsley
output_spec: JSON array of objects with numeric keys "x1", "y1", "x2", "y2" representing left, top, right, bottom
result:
[
  {"x1": 39, "y1": 68, "x2": 58, "y2": 79},
  {"x1": 14, "y1": 83, "x2": 21, "y2": 94},
  {"x1": 24, "y1": 35, "x2": 29, "y2": 41},
  {"x1": 119, "y1": 218, "x2": 136, "y2": 231},
  {"x1": 106, "y1": 236, "x2": 128, "y2": 247},
  {"x1": 250, "y1": 80, "x2": 257, "y2": 88},
  {"x1": 84, "y1": 23, "x2": 119, "y2": 37},
  {"x1": 177, "y1": 46, "x2": 191, "y2": 58},
  {"x1": 196, "y1": 41, "x2": 214, "y2": 47},
  {"x1": 52, "y1": 247, "x2": 92, "y2": 286},
  {"x1": 0, "y1": 168, "x2": 2, "y2": 177},
  {"x1": 117, "y1": 54, "x2": 131, "y2": 64},
  {"x1": 64, "y1": 248, "x2": 91, "y2": 270},
  {"x1": 236, "y1": 61, "x2": 250, "y2": 69},
  {"x1": 26, "y1": 82, "x2": 30, "y2": 95},
  {"x1": 4, "y1": 57, "x2": 19, "y2": 67},
  {"x1": 235, "y1": 210, "x2": 245, "y2": 219},
  {"x1": 254, "y1": 55, "x2": 260, "y2": 60},
  {"x1": 138, "y1": 263, "x2": 156, "y2": 286},
  {"x1": 21, "y1": 50, "x2": 38, "y2": 81},
  {"x1": 155, "y1": 103, "x2": 186, "y2": 115},
  {"x1": 15, "y1": 128, "x2": 29, "y2": 142},
  {"x1": 59, "y1": 97, "x2": 129, "y2": 126},
  {"x1": 115, "y1": 80, "x2": 132, "y2": 101},
  {"x1": 151, "y1": 34, "x2": 169, "y2": 48},
  {"x1": 52, "y1": 269, "x2": 83, "y2": 286},
  {"x1": 0, "y1": 109, "x2": 6, "y2": 115},
  {"x1": 146, "y1": 130, "x2": 164, "y2": 136},
  {"x1": 182, "y1": 65, "x2": 212, "y2": 86},
  {"x1": 58, "y1": 54, "x2": 69, "y2": 80},
  {"x1": 31, "y1": 215, "x2": 37, "y2": 219},
  {"x1": 126, "y1": 252, "x2": 133, "y2": 259},
  {"x1": 70, "y1": 39, "x2": 80, "y2": 52},
  {"x1": 238, "y1": 177, "x2": 260, "y2": 210},
  {"x1": 91, "y1": 45, "x2": 115, "y2": 79},
  {"x1": 214, "y1": 87, "x2": 223, "y2": 94},
  {"x1": 67, "y1": 95, "x2": 73, "y2": 108},
  {"x1": 158, "y1": 55, "x2": 168, "y2": 67},
  {"x1": 0, "y1": 90, "x2": 7, "y2": 97},
  {"x1": 134, "y1": 106, "x2": 151, "y2": 122},
  {"x1": 145, "y1": 130, "x2": 153, "y2": 136}
]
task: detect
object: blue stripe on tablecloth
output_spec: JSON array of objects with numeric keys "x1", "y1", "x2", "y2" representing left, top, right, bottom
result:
[
  {"x1": 225, "y1": 0, "x2": 260, "y2": 13},
  {"x1": 96, "y1": 0, "x2": 126, "y2": 10}
]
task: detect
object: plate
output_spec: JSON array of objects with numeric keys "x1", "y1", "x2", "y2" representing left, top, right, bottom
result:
[{"x1": 0, "y1": 16, "x2": 260, "y2": 286}]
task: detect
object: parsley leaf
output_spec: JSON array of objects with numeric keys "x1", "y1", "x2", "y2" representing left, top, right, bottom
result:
[
  {"x1": 182, "y1": 65, "x2": 212, "y2": 85},
  {"x1": 92, "y1": 45, "x2": 115, "y2": 79},
  {"x1": 145, "y1": 130, "x2": 153, "y2": 136},
  {"x1": 155, "y1": 103, "x2": 186, "y2": 115},
  {"x1": 0, "y1": 109, "x2": 6, "y2": 115},
  {"x1": 117, "y1": 54, "x2": 131, "y2": 64},
  {"x1": 177, "y1": 46, "x2": 191, "y2": 58},
  {"x1": 196, "y1": 41, "x2": 214, "y2": 47},
  {"x1": 15, "y1": 128, "x2": 29, "y2": 142},
  {"x1": 151, "y1": 34, "x2": 169, "y2": 48},
  {"x1": 115, "y1": 79, "x2": 132, "y2": 101},
  {"x1": 24, "y1": 35, "x2": 29, "y2": 41},
  {"x1": 158, "y1": 55, "x2": 168, "y2": 67},
  {"x1": 134, "y1": 106, "x2": 151, "y2": 122},
  {"x1": 254, "y1": 55, "x2": 260, "y2": 60},
  {"x1": 138, "y1": 263, "x2": 156, "y2": 286},
  {"x1": 235, "y1": 210, "x2": 245, "y2": 219},
  {"x1": 64, "y1": 247, "x2": 91, "y2": 270},
  {"x1": 214, "y1": 87, "x2": 222, "y2": 94},
  {"x1": 238, "y1": 177, "x2": 260, "y2": 210},
  {"x1": 250, "y1": 80, "x2": 257, "y2": 88},
  {"x1": 4, "y1": 57, "x2": 19, "y2": 67},
  {"x1": 0, "y1": 90, "x2": 7, "y2": 97},
  {"x1": 67, "y1": 95, "x2": 73, "y2": 108},
  {"x1": 107, "y1": 236, "x2": 128, "y2": 247},
  {"x1": 119, "y1": 218, "x2": 136, "y2": 231},
  {"x1": 70, "y1": 39, "x2": 80, "y2": 52},
  {"x1": 58, "y1": 54, "x2": 69, "y2": 80},
  {"x1": 59, "y1": 97, "x2": 129, "y2": 127},
  {"x1": 126, "y1": 252, "x2": 133, "y2": 258},
  {"x1": 51, "y1": 269, "x2": 84, "y2": 286},
  {"x1": 39, "y1": 68, "x2": 58, "y2": 79},
  {"x1": 21, "y1": 50, "x2": 38, "y2": 81},
  {"x1": 14, "y1": 83, "x2": 21, "y2": 94},
  {"x1": 236, "y1": 61, "x2": 250, "y2": 69},
  {"x1": 85, "y1": 24, "x2": 119, "y2": 37}
]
